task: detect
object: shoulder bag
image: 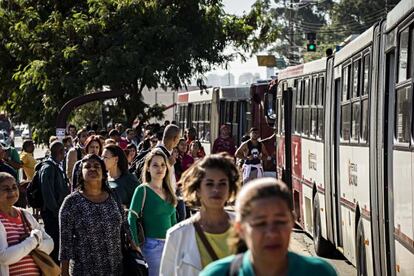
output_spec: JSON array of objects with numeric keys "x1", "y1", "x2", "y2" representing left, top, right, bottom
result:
[
  {"x1": 113, "y1": 193, "x2": 149, "y2": 276},
  {"x1": 193, "y1": 221, "x2": 219, "y2": 261},
  {"x1": 126, "y1": 184, "x2": 147, "y2": 246},
  {"x1": 20, "y1": 210, "x2": 61, "y2": 276}
]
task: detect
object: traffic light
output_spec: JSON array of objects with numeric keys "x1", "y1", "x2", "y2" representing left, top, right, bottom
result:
[{"x1": 306, "y1": 32, "x2": 317, "y2": 52}]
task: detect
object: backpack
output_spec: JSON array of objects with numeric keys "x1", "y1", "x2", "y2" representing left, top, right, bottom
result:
[{"x1": 26, "y1": 160, "x2": 54, "y2": 208}]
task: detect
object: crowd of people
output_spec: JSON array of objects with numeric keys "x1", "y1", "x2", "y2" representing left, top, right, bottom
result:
[{"x1": 0, "y1": 120, "x2": 338, "y2": 276}]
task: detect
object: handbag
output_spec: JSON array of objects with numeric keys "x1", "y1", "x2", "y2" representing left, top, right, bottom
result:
[
  {"x1": 113, "y1": 193, "x2": 148, "y2": 276},
  {"x1": 120, "y1": 225, "x2": 149, "y2": 276},
  {"x1": 20, "y1": 210, "x2": 61, "y2": 276},
  {"x1": 126, "y1": 184, "x2": 147, "y2": 246}
]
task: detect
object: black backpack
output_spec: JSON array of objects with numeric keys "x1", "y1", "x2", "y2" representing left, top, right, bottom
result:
[{"x1": 26, "y1": 160, "x2": 54, "y2": 208}]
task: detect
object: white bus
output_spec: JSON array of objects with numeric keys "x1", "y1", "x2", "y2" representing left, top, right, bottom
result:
[
  {"x1": 175, "y1": 86, "x2": 251, "y2": 154},
  {"x1": 267, "y1": 1, "x2": 414, "y2": 275}
]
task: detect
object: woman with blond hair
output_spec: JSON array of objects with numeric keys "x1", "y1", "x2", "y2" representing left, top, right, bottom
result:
[
  {"x1": 160, "y1": 153, "x2": 240, "y2": 276},
  {"x1": 128, "y1": 148, "x2": 177, "y2": 276},
  {"x1": 201, "y1": 178, "x2": 337, "y2": 276}
]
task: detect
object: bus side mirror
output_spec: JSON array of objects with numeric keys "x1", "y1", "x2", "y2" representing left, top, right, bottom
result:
[{"x1": 264, "y1": 92, "x2": 276, "y2": 127}]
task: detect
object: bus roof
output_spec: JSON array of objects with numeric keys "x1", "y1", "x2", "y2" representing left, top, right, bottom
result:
[
  {"x1": 334, "y1": 26, "x2": 375, "y2": 65},
  {"x1": 278, "y1": 58, "x2": 326, "y2": 80},
  {"x1": 177, "y1": 86, "x2": 250, "y2": 104},
  {"x1": 386, "y1": 0, "x2": 414, "y2": 32}
]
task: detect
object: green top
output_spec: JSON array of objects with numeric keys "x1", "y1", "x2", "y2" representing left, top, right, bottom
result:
[
  {"x1": 200, "y1": 250, "x2": 337, "y2": 276},
  {"x1": 108, "y1": 172, "x2": 139, "y2": 208},
  {"x1": 128, "y1": 184, "x2": 176, "y2": 244}
]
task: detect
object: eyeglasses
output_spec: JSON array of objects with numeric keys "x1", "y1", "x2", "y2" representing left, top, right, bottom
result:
[{"x1": 151, "y1": 140, "x2": 158, "y2": 143}]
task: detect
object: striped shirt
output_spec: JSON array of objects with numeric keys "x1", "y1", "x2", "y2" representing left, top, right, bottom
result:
[{"x1": 0, "y1": 212, "x2": 40, "y2": 276}]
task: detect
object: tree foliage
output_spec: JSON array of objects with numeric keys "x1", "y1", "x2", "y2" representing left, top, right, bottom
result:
[
  {"x1": 252, "y1": 0, "x2": 400, "y2": 64},
  {"x1": 0, "y1": 0, "x2": 260, "y2": 142}
]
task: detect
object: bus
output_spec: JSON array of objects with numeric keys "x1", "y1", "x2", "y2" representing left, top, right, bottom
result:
[
  {"x1": 175, "y1": 86, "x2": 252, "y2": 154},
  {"x1": 175, "y1": 83, "x2": 277, "y2": 175},
  {"x1": 265, "y1": 1, "x2": 414, "y2": 275}
]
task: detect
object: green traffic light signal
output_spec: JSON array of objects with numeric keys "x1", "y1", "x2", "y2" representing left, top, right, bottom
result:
[{"x1": 307, "y1": 43, "x2": 316, "y2": 52}]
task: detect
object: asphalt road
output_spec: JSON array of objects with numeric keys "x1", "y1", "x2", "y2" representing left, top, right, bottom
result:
[{"x1": 290, "y1": 229, "x2": 356, "y2": 275}]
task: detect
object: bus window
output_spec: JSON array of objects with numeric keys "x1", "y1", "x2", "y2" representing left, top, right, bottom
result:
[
  {"x1": 351, "y1": 101, "x2": 361, "y2": 142},
  {"x1": 352, "y1": 59, "x2": 361, "y2": 98},
  {"x1": 311, "y1": 107, "x2": 318, "y2": 137},
  {"x1": 341, "y1": 104, "x2": 351, "y2": 142},
  {"x1": 317, "y1": 75, "x2": 325, "y2": 139},
  {"x1": 362, "y1": 54, "x2": 370, "y2": 95},
  {"x1": 318, "y1": 76, "x2": 324, "y2": 105},
  {"x1": 398, "y1": 27, "x2": 409, "y2": 83},
  {"x1": 395, "y1": 86, "x2": 412, "y2": 144},
  {"x1": 304, "y1": 78, "x2": 310, "y2": 105},
  {"x1": 295, "y1": 80, "x2": 303, "y2": 134},
  {"x1": 360, "y1": 99, "x2": 369, "y2": 143},
  {"x1": 342, "y1": 65, "x2": 350, "y2": 101}
]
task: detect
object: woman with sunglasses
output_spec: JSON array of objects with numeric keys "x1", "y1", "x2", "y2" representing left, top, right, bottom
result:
[{"x1": 200, "y1": 178, "x2": 337, "y2": 276}]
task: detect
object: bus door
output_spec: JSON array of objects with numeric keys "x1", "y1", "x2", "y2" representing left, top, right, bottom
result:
[
  {"x1": 324, "y1": 56, "x2": 337, "y2": 245},
  {"x1": 283, "y1": 85, "x2": 293, "y2": 193}
]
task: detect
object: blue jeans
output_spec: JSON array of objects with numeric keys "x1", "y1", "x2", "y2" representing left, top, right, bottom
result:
[{"x1": 142, "y1": 238, "x2": 165, "y2": 276}]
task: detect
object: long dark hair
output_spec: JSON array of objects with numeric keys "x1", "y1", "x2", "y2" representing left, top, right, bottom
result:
[
  {"x1": 103, "y1": 144, "x2": 129, "y2": 175},
  {"x1": 77, "y1": 154, "x2": 111, "y2": 193}
]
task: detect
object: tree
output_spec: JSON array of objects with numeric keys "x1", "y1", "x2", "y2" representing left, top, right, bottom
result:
[{"x1": 0, "y1": 0, "x2": 261, "y2": 142}]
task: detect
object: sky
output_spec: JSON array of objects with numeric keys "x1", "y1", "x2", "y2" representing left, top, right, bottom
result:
[{"x1": 208, "y1": 0, "x2": 268, "y2": 80}]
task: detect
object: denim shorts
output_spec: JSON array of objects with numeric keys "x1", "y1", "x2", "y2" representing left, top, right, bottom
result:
[{"x1": 142, "y1": 238, "x2": 165, "y2": 276}]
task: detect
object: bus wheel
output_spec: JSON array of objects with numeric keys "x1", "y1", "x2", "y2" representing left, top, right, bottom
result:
[
  {"x1": 313, "y1": 193, "x2": 332, "y2": 256},
  {"x1": 356, "y1": 219, "x2": 367, "y2": 276}
]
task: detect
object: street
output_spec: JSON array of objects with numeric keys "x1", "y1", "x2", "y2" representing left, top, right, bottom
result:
[{"x1": 290, "y1": 230, "x2": 356, "y2": 276}]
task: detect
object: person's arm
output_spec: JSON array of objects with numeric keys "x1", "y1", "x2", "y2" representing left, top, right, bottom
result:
[
  {"x1": 128, "y1": 187, "x2": 143, "y2": 245},
  {"x1": 40, "y1": 165, "x2": 58, "y2": 215},
  {"x1": 261, "y1": 142, "x2": 269, "y2": 160},
  {"x1": 59, "y1": 197, "x2": 75, "y2": 276},
  {"x1": 24, "y1": 211, "x2": 54, "y2": 254},
  {"x1": 235, "y1": 143, "x2": 247, "y2": 160},
  {"x1": 61, "y1": 260, "x2": 70, "y2": 276},
  {"x1": 65, "y1": 149, "x2": 77, "y2": 184},
  {"x1": 0, "y1": 230, "x2": 38, "y2": 265}
]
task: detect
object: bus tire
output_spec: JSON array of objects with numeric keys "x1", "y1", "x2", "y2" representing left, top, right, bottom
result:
[
  {"x1": 356, "y1": 219, "x2": 367, "y2": 276},
  {"x1": 313, "y1": 193, "x2": 332, "y2": 257}
]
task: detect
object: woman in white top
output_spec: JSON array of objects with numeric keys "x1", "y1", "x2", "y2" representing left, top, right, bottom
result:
[
  {"x1": 0, "y1": 172, "x2": 54, "y2": 276},
  {"x1": 160, "y1": 153, "x2": 240, "y2": 276}
]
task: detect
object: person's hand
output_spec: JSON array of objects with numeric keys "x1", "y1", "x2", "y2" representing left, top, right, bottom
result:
[{"x1": 30, "y1": 229, "x2": 43, "y2": 245}]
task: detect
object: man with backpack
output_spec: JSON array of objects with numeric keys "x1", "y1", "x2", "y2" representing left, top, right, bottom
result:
[{"x1": 39, "y1": 141, "x2": 69, "y2": 263}]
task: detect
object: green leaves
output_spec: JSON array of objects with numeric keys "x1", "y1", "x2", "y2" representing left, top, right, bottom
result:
[{"x1": 0, "y1": 0, "x2": 257, "y2": 142}]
